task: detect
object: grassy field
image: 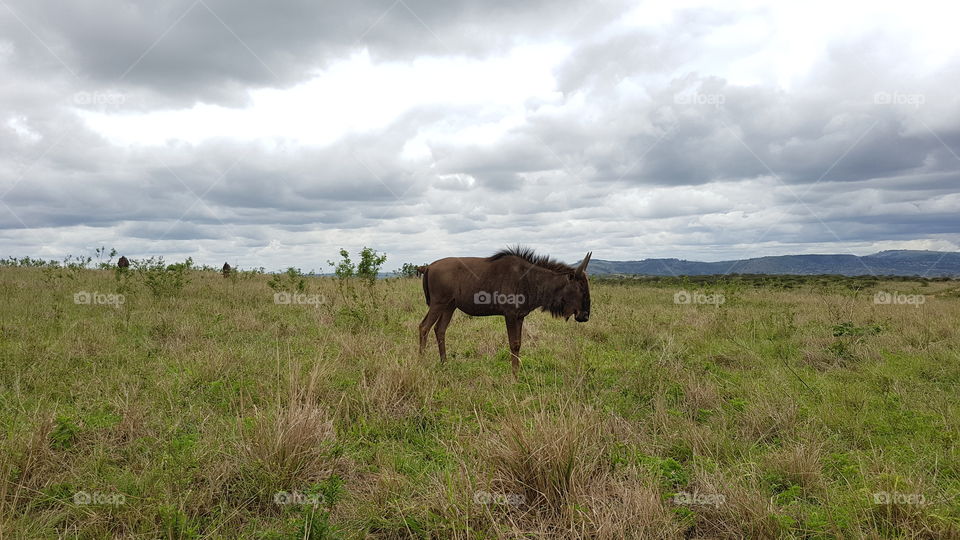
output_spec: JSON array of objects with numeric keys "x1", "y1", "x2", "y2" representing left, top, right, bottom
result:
[{"x1": 1, "y1": 263, "x2": 958, "y2": 538}]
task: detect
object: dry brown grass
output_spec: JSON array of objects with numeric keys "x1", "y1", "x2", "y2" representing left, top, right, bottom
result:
[
  {"x1": 578, "y1": 475, "x2": 681, "y2": 539},
  {"x1": 470, "y1": 402, "x2": 685, "y2": 538},
  {"x1": 765, "y1": 442, "x2": 825, "y2": 493},
  {"x1": 488, "y1": 405, "x2": 601, "y2": 517},
  {"x1": 236, "y1": 361, "x2": 336, "y2": 495},
  {"x1": 685, "y1": 466, "x2": 783, "y2": 538},
  {"x1": 681, "y1": 378, "x2": 723, "y2": 419},
  {"x1": 740, "y1": 392, "x2": 801, "y2": 444},
  {"x1": 0, "y1": 414, "x2": 58, "y2": 523},
  {"x1": 358, "y1": 359, "x2": 435, "y2": 418}
]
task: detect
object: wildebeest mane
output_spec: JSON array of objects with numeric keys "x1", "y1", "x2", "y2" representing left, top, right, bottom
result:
[{"x1": 488, "y1": 246, "x2": 576, "y2": 275}]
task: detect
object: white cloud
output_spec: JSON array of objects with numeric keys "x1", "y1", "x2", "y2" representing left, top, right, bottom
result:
[
  {"x1": 77, "y1": 44, "x2": 568, "y2": 147},
  {"x1": 1, "y1": 0, "x2": 958, "y2": 269}
]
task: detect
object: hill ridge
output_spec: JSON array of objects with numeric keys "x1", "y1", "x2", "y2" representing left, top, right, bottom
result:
[{"x1": 587, "y1": 250, "x2": 960, "y2": 277}]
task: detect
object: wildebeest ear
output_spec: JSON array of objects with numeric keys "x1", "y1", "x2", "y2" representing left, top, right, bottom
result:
[{"x1": 576, "y1": 252, "x2": 592, "y2": 276}]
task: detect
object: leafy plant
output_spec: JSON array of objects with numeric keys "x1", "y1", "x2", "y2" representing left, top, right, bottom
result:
[
  {"x1": 38, "y1": 255, "x2": 90, "y2": 320},
  {"x1": 40, "y1": 255, "x2": 90, "y2": 288},
  {"x1": 299, "y1": 476, "x2": 344, "y2": 539},
  {"x1": 0, "y1": 255, "x2": 53, "y2": 267},
  {"x1": 94, "y1": 246, "x2": 118, "y2": 269},
  {"x1": 327, "y1": 247, "x2": 387, "y2": 327},
  {"x1": 328, "y1": 247, "x2": 386, "y2": 286},
  {"x1": 355, "y1": 247, "x2": 387, "y2": 285},
  {"x1": 50, "y1": 416, "x2": 80, "y2": 450},
  {"x1": 134, "y1": 256, "x2": 192, "y2": 298},
  {"x1": 394, "y1": 262, "x2": 426, "y2": 278},
  {"x1": 267, "y1": 267, "x2": 307, "y2": 293},
  {"x1": 828, "y1": 321, "x2": 883, "y2": 363}
]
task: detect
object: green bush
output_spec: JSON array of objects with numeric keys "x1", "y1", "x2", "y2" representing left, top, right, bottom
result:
[{"x1": 134, "y1": 256, "x2": 193, "y2": 298}]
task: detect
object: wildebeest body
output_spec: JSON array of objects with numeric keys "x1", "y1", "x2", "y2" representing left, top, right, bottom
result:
[
  {"x1": 423, "y1": 257, "x2": 549, "y2": 317},
  {"x1": 418, "y1": 247, "x2": 591, "y2": 374}
]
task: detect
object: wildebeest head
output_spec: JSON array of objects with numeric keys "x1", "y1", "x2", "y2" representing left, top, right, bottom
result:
[{"x1": 559, "y1": 252, "x2": 591, "y2": 322}]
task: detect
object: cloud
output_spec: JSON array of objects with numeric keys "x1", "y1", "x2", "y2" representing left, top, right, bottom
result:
[
  {"x1": 2, "y1": 0, "x2": 623, "y2": 106},
  {"x1": 0, "y1": 0, "x2": 958, "y2": 269}
]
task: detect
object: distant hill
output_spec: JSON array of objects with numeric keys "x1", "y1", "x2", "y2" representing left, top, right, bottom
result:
[{"x1": 588, "y1": 250, "x2": 960, "y2": 277}]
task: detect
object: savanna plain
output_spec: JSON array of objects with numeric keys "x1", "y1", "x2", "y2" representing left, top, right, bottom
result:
[{"x1": 1, "y1": 259, "x2": 958, "y2": 538}]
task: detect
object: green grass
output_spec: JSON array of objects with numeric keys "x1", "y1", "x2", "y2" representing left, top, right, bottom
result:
[{"x1": 1, "y1": 265, "x2": 958, "y2": 538}]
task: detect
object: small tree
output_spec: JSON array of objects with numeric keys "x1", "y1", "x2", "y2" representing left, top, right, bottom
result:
[
  {"x1": 326, "y1": 247, "x2": 387, "y2": 326},
  {"x1": 327, "y1": 247, "x2": 386, "y2": 287},
  {"x1": 267, "y1": 267, "x2": 307, "y2": 293},
  {"x1": 135, "y1": 256, "x2": 192, "y2": 298},
  {"x1": 356, "y1": 247, "x2": 387, "y2": 285},
  {"x1": 395, "y1": 262, "x2": 426, "y2": 278},
  {"x1": 329, "y1": 249, "x2": 355, "y2": 280},
  {"x1": 41, "y1": 255, "x2": 90, "y2": 321},
  {"x1": 95, "y1": 246, "x2": 118, "y2": 269}
]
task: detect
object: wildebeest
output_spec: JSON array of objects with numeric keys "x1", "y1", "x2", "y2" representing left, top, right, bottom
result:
[
  {"x1": 117, "y1": 256, "x2": 129, "y2": 268},
  {"x1": 418, "y1": 247, "x2": 592, "y2": 374},
  {"x1": 222, "y1": 262, "x2": 231, "y2": 277}
]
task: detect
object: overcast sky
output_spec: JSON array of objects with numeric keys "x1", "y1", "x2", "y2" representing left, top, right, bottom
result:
[{"x1": 1, "y1": 0, "x2": 958, "y2": 271}]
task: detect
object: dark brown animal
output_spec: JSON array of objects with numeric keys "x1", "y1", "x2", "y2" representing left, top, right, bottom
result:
[
  {"x1": 222, "y1": 262, "x2": 231, "y2": 277},
  {"x1": 415, "y1": 265, "x2": 428, "y2": 277},
  {"x1": 117, "y1": 256, "x2": 129, "y2": 268},
  {"x1": 418, "y1": 247, "x2": 592, "y2": 375}
]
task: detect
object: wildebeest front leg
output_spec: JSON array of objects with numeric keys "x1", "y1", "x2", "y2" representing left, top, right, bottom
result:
[{"x1": 505, "y1": 314, "x2": 524, "y2": 376}]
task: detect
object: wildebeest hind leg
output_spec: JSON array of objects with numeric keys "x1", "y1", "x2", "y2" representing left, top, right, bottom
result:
[
  {"x1": 505, "y1": 315, "x2": 524, "y2": 376},
  {"x1": 433, "y1": 307, "x2": 455, "y2": 363},
  {"x1": 419, "y1": 307, "x2": 443, "y2": 355}
]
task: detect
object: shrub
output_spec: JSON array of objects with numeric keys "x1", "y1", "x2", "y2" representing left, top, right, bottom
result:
[
  {"x1": 327, "y1": 247, "x2": 387, "y2": 327},
  {"x1": 133, "y1": 256, "x2": 192, "y2": 298},
  {"x1": 267, "y1": 267, "x2": 307, "y2": 294},
  {"x1": 394, "y1": 262, "x2": 425, "y2": 279}
]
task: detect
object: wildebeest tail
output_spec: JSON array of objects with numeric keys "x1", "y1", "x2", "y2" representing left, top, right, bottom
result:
[{"x1": 421, "y1": 267, "x2": 430, "y2": 305}]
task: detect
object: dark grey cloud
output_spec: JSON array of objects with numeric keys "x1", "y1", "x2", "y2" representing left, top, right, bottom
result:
[
  {"x1": 0, "y1": 1, "x2": 958, "y2": 269},
  {"x1": 2, "y1": 0, "x2": 626, "y2": 107}
]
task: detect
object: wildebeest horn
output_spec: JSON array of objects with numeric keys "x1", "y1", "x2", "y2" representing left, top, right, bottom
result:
[{"x1": 576, "y1": 252, "x2": 592, "y2": 275}]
